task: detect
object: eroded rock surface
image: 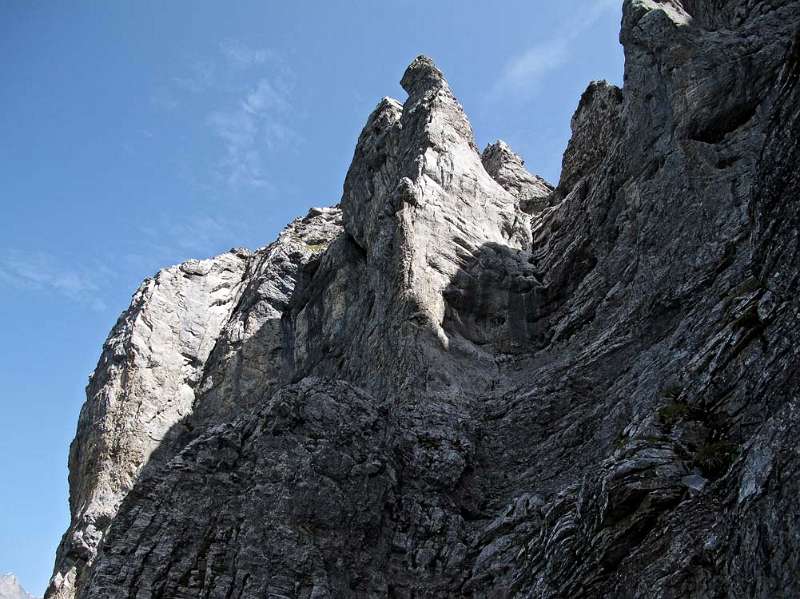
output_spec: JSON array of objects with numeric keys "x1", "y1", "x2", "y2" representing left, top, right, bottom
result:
[
  {"x1": 49, "y1": 1, "x2": 800, "y2": 597},
  {"x1": 48, "y1": 210, "x2": 342, "y2": 599},
  {"x1": 48, "y1": 249, "x2": 250, "y2": 599},
  {"x1": 482, "y1": 140, "x2": 553, "y2": 214}
]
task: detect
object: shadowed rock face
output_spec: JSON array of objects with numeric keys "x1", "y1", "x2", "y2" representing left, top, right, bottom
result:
[
  {"x1": 47, "y1": 213, "x2": 343, "y2": 599},
  {"x1": 47, "y1": 249, "x2": 251, "y2": 599},
  {"x1": 555, "y1": 80, "x2": 623, "y2": 198},
  {"x1": 49, "y1": 0, "x2": 800, "y2": 597}
]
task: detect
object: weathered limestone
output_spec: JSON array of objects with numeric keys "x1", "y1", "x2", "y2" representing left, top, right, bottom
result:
[
  {"x1": 482, "y1": 140, "x2": 553, "y2": 214},
  {"x1": 49, "y1": 1, "x2": 800, "y2": 597},
  {"x1": 48, "y1": 250, "x2": 249, "y2": 599}
]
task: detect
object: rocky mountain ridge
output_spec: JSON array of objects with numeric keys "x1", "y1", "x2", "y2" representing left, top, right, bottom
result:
[
  {"x1": 0, "y1": 574, "x2": 37, "y2": 599},
  {"x1": 48, "y1": 0, "x2": 800, "y2": 597}
]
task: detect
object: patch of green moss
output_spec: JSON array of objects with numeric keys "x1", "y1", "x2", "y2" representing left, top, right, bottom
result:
[
  {"x1": 304, "y1": 242, "x2": 328, "y2": 252},
  {"x1": 726, "y1": 276, "x2": 761, "y2": 299},
  {"x1": 657, "y1": 401, "x2": 691, "y2": 427},
  {"x1": 418, "y1": 436, "x2": 442, "y2": 450},
  {"x1": 694, "y1": 441, "x2": 738, "y2": 479}
]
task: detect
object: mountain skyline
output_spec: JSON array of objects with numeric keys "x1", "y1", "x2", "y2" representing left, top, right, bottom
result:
[
  {"x1": 0, "y1": 3, "x2": 624, "y2": 594},
  {"x1": 0, "y1": 574, "x2": 37, "y2": 599}
]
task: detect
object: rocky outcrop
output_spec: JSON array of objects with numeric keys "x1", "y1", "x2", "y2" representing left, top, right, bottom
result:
[
  {"x1": 47, "y1": 249, "x2": 250, "y2": 599},
  {"x1": 482, "y1": 140, "x2": 553, "y2": 214},
  {"x1": 192, "y1": 207, "x2": 342, "y2": 424},
  {"x1": 0, "y1": 574, "x2": 37, "y2": 599},
  {"x1": 47, "y1": 209, "x2": 342, "y2": 599},
  {"x1": 555, "y1": 80, "x2": 622, "y2": 198},
  {"x1": 50, "y1": 0, "x2": 800, "y2": 597}
]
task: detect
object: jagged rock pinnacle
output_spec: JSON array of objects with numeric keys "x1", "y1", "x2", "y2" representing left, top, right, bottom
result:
[
  {"x1": 400, "y1": 55, "x2": 447, "y2": 96},
  {"x1": 48, "y1": 2, "x2": 800, "y2": 597},
  {"x1": 481, "y1": 140, "x2": 553, "y2": 214},
  {"x1": 0, "y1": 573, "x2": 36, "y2": 599},
  {"x1": 556, "y1": 80, "x2": 622, "y2": 196}
]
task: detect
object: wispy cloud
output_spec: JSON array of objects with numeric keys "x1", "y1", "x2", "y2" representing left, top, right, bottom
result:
[
  {"x1": 206, "y1": 109, "x2": 262, "y2": 187},
  {"x1": 172, "y1": 60, "x2": 216, "y2": 93},
  {"x1": 499, "y1": 39, "x2": 572, "y2": 94},
  {"x1": 219, "y1": 40, "x2": 274, "y2": 69},
  {"x1": 207, "y1": 72, "x2": 301, "y2": 189},
  {"x1": 0, "y1": 250, "x2": 108, "y2": 311},
  {"x1": 492, "y1": 0, "x2": 618, "y2": 98},
  {"x1": 150, "y1": 86, "x2": 180, "y2": 111},
  {"x1": 150, "y1": 41, "x2": 300, "y2": 191},
  {"x1": 135, "y1": 213, "x2": 248, "y2": 267},
  {"x1": 242, "y1": 79, "x2": 291, "y2": 114}
]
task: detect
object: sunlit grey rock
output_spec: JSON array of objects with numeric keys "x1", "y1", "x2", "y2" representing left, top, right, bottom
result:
[{"x1": 48, "y1": 1, "x2": 800, "y2": 596}]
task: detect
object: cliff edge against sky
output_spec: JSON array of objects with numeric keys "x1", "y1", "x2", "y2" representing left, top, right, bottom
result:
[{"x1": 49, "y1": 0, "x2": 800, "y2": 597}]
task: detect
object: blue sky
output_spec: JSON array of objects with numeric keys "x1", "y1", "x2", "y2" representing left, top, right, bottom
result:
[{"x1": 0, "y1": 2, "x2": 624, "y2": 594}]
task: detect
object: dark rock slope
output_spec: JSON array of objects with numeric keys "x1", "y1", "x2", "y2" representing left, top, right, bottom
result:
[{"x1": 48, "y1": 0, "x2": 800, "y2": 597}]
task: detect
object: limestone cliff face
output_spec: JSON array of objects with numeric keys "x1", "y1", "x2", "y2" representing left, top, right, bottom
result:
[
  {"x1": 48, "y1": 250, "x2": 250, "y2": 599},
  {"x1": 47, "y1": 211, "x2": 342, "y2": 599},
  {"x1": 49, "y1": 0, "x2": 800, "y2": 597}
]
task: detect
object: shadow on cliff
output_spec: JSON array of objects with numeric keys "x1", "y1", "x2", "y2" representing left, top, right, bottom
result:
[
  {"x1": 76, "y1": 235, "x2": 368, "y2": 591},
  {"x1": 442, "y1": 238, "x2": 598, "y2": 354}
]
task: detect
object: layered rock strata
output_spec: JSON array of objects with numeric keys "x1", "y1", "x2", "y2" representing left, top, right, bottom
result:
[{"x1": 49, "y1": 1, "x2": 800, "y2": 597}]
